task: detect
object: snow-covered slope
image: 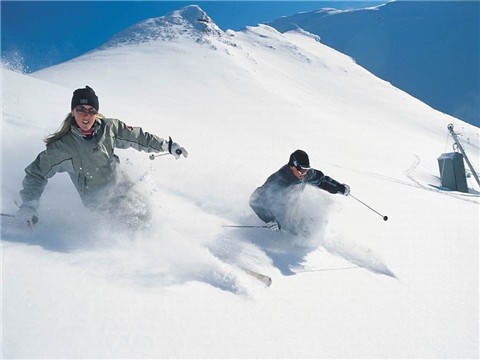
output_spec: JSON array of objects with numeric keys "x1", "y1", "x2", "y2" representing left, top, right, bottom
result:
[
  {"x1": 2, "y1": 5, "x2": 479, "y2": 358},
  {"x1": 268, "y1": 1, "x2": 480, "y2": 127}
]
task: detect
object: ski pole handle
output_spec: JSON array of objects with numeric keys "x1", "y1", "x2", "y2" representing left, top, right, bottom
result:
[{"x1": 168, "y1": 136, "x2": 182, "y2": 156}]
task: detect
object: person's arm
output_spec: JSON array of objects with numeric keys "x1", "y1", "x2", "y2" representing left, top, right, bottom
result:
[
  {"x1": 308, "y1": 169, "x2": 350, "y2": 195},
  {"x1": 18, "y1": 147, "x2": 75, "y2": 226},
  {"x1": 249, "y1": 187, "x2": 276, "y2": 224},
  {"x1": 249, "y1": 188, "x2": 281, "y2": 231},
  {"x1": 111, "y1": 119, "x2": 188, "y2": 158}
]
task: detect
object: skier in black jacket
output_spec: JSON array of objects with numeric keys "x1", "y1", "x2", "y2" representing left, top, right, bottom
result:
[{"x1": 250, "y1": 149, "x2": 350, "y2": 233}]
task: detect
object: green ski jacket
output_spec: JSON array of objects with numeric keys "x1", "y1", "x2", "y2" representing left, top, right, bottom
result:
[{"x1": 19, "y1": 117, "x2": 167, "y2": 210}]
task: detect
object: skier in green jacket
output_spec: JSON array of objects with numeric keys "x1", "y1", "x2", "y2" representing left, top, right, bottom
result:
[{"x1": 16, "y1": 86, "x2": 188, "y2": 229}]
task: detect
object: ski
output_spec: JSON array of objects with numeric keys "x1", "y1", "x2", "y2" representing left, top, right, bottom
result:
[{"x1": 241, "y1": 267, "x2": 272, "y2": 287}]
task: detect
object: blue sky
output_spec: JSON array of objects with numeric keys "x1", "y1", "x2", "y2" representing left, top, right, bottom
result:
[{"x1": 1, "y1": 1, "x2": 383, "y2": 72}]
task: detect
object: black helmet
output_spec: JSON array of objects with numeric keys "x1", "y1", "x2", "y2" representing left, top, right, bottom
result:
[{"x1": 289, "y1": 149, "x2": 310, "y2": 170}]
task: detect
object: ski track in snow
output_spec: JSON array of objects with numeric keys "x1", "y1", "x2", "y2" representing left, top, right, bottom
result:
[{"x1": 323, "y1": 238, "x2": 396, "y2": 278}]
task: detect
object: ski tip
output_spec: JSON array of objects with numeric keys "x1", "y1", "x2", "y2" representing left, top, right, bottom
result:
[{"x1": 241, "y1": 268, "x2": 272, "y2": 287}]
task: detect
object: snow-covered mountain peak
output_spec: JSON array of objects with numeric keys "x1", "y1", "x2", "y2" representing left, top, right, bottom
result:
[
  {"x1": 101, "y1": 5, "x2": 224, "y2": 48},
  {"x1": 167, "y1": 5, "x2": 222, "y2": 35}
]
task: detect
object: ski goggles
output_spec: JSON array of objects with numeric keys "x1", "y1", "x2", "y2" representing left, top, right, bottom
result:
[
  {"x1": 296, "y1": 166, "x2": 309, "y2": 175},
  {"x1": 292, "y1": 159, "x2": 310, "y2": 174},
  {"x1": 75, "y1": 105, "x2": 98, "y2": 116}
]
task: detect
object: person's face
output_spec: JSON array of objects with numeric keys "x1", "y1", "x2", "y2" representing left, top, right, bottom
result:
[
  {"x1": 73, "y1": 105, "x2": 98, "y2": 131},
  {"x1": 290, "y1": 165, "x2": 308, "y2": 180}
]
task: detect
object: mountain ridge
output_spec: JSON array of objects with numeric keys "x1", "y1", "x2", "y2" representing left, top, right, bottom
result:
[{"x1": 268, "y1": 1, "x2": 480, "y2": 127}]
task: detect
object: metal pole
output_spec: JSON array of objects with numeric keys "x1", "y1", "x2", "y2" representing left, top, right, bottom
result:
[
  {"x1": 350, "y1": 194, "x2": 389, "y2": 221},
  {"x1": 447, "y1": 124, "x2": 480, "y2": 188},
  {"x1": 149, "y1": 153, "x2": 170, "y2": 160},
  {"x1": 221, "y1": 225, "x2": 268, "y2": 228}
]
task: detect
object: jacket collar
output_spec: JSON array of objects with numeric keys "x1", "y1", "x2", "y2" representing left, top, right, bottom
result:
[{"x1": 71, "y1": 118, "x2": 102, "y2": 139}]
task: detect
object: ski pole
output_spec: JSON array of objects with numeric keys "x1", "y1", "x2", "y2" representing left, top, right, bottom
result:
[
  {"x1": 149, "y1": 150, "x2": 184, "y2": 160},
  {"x1": 349, "y1": 194, "x2": 389, "y2": 221},
  {"x1": 149, "y1": 153, "x2": 170, "y2": 160},
  {"x1": 1, "y1": 212, "x2": 39, "y2": 224},
  {"x1": 222, "y1": 225, "x2": 268, "y2": 228}
]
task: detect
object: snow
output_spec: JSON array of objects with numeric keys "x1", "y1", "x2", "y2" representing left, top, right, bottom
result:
[{"x1": 1, "y1": 5, "x2": 479, "y2": 358}]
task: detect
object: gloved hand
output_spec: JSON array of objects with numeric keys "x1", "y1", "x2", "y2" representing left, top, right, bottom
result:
[
  {"x1": 342, "y1": 184, "x2": 350, "y2": 196},
  {"x1": 15, "y1": 206, "x2": 38, "y2": 228},
  {"x1": 266, "y1": 220, "x2": 280, "y2": 232},
  {"x1": 168, "y1": 137, "x2": 188, "y2": 159}
]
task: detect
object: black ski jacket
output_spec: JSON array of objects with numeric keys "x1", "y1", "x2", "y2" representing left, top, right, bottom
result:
[{"x1": 249, "y1": 165, "x2": 347, "y2": 226}]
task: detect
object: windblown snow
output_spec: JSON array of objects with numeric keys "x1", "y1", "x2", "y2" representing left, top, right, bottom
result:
[{"x1": 1, "y1": 5, "x2": 479, "y2": 359}]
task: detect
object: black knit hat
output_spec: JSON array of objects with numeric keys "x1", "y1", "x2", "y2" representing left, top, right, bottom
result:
[
  {"x1": 71, "y1": 86, "x2": 99, "y2": 110},
  {"x1": 289, "y1": 149, "x2": 310, "y2": 169}
]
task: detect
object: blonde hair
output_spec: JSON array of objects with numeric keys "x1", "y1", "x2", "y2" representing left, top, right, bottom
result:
[{"x1": 44, "y1": 112, "x2": 104, "y2": 146}]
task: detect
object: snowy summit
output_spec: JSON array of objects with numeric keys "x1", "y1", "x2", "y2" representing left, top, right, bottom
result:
[{"x1": 102, "y1": 5, "x2": 224, "y2": 48}]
